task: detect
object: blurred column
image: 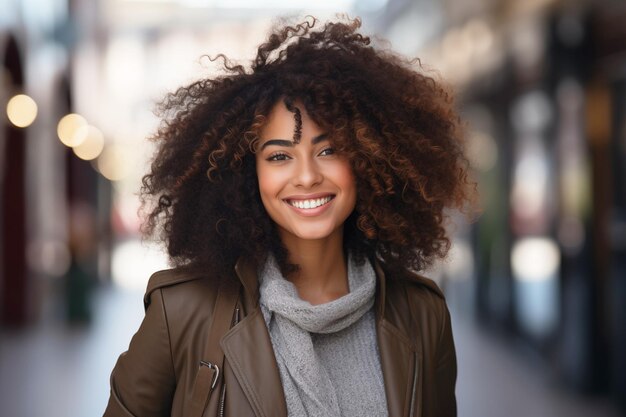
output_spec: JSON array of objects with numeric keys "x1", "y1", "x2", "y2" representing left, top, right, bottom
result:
[
  {"x1": 467, "y1": 87, "x2": 516, "y2": 330},
  {"x1": 1, "y1": 35, "x2": 29, "y2": 327},
  {"x1": 590, "y1": 6, "x2": 626, "y2": 412},
  {"x1": 547, "y1": 6, "x2": 626, "y2": 411},
  {"x1": 545, "y1": 9, "x2": 600, "y2": 393},
  {"x1": 62, "y1": 79, "x2": 101, "y2": 324},
  {"x1": 608, "y1": 80, "x2": 626, "y2": 415},
  {"x1": 57, "y1": 0, "x2": 114, "y2": 324}
]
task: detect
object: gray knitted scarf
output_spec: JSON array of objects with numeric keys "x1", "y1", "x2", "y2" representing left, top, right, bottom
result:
[{"x1": 258, "y1": 253, "x2": 376, "y2": 417}]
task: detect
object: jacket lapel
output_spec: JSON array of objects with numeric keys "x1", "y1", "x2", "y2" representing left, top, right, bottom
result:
[
  {"x1": 376, "y1": 319, "x2": 421, "y2": 417},
  {"x1": 373, "y1": 259, "x2": 422, "y2": 417},
  {"x1": 220, "y1": 257, "x2": 287, "y2": 417},
  {"x1": 220, "y1": 307, "x2": 288, "y2": 417}
]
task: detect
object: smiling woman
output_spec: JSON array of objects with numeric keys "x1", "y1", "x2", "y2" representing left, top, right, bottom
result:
[
  {"x1": 105, "y1": 16, "x2": 474, "y2": 417},
  {"x1": 255, "y1": 100, "x2": 358, "y2": 304}
]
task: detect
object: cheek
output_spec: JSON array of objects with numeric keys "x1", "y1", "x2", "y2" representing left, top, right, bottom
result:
[
  {"x1": 256, "y1": 165, "x2": 281, "y2": 200},
  {"x1": 331, "y1": 161, "x2": 357, "y2": 209},
  {"x1": 337, "y1": 163, "x2": 357, "y2": 194}
]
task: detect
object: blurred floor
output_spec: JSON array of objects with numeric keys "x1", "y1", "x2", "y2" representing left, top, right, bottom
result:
[
  {"x1": 0, "y1": 285, "x2": 622, "y2": 417},
  {"x1": 0, "y1": 286, "x2": 144, "y2": 417},
  {"x1": 452, "y1": 308, "x2": 623, "y2": 417}
]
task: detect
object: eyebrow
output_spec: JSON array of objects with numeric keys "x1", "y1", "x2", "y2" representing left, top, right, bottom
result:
[{"x1": 259, "y1": 133, "x2": 328, "y2": 151}]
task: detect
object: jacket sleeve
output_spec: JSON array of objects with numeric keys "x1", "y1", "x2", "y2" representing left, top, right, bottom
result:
[
  {"x1": 103, "y1": 288, "x2": 176, "y2": 417},
  {"x1": 435, "y1": 302, "x2": 458, "y2": 417}
]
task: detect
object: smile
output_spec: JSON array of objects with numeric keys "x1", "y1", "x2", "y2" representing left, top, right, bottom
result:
[{"x1": 285, "y1": 195, "x2": 334, "y2": 209}]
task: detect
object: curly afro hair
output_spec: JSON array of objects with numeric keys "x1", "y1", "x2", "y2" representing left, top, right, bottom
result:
[{"x1": 140, "y1": 16, "x2": 475, "y2": 278}]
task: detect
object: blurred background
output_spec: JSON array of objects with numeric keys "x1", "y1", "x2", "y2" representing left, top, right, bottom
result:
[{"x1": 1, "y1": 0, "x2": 625, "y2": 416}]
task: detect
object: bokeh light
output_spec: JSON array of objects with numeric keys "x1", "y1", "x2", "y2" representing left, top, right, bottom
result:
[
  {"x1": 511, "y1": 237, "x2": 560, "y2": 282},
  {"x1": 6, "y1": 94, "x2": 38, "y2": 128},
  {"x1": 72, "y1": 125, "x2": 105, "y2": 160},
  {"x1": 57, "y1": 113, "x2": 88, "y2": 147}
]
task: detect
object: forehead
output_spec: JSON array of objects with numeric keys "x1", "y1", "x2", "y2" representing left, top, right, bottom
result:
[
  {"x1": 259, "y1": 101, "x2": 298, "y2": 139},
  {"x1": 259, "y1": 101, "x2": 324, "y2": 140}
]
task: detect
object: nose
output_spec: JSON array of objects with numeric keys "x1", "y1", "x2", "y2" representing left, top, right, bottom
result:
[{"x1": 293, "y1": 157, "x2": 323, "y2": 188}]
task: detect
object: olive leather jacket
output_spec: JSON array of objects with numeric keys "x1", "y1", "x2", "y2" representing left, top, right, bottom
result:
[{"x1": 104, "y1": 256, "x2": 457, "y2": 417}]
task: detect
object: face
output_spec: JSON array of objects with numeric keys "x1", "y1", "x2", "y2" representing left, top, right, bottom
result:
[{"x1": 255, "y1": 101, "x2": 357, "y2": 244}]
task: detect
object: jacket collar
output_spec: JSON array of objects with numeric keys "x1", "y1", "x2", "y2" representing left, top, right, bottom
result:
[
  {"x1": 371, "y1": 255, "x2": 387, "y2": 319},
  {"x1": 371, "y1": 257, "x2": 423, "y2": 417},
  {"x1": 233, "y1": 255, "x2": 260, "y2": 311},
  {"x1": 223, "y1": 256, "x2": 419, "y2": 417}
]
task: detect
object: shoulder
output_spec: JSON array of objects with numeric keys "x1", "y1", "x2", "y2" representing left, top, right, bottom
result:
[
  {"x1": 393, "y1": 270, "x2": 447, "y2": 318},
  {"x1": 143, "y1": 265, "x2": 219, "y2": 310},
  {"x1": 378, "y1": 262, "x2": 449, "y2": 338},
  {"x1": 379, "y1": 261, "x2": 446, "y2": 306},
  {"x1": 395, "y1": 269, "x2": 445, "y2": 300},
  {"x1": 141, "y1": 266, "x2": 225, "y2": 356}
]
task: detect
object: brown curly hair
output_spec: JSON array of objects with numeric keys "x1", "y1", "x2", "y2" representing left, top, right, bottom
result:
[{"x1": 140, "y1": 16, "x2": 474, "y2": 278}]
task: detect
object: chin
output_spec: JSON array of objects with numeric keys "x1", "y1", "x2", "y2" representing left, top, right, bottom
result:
[
  {"x1": 283, "y1": 224, "x2": 341, "y2": 242},
  {"x1": 294, "y1": 232, "x2": 333, "y2": 241},
  {"x1": 293, "y1": 230, "x2": 332, "y2": 240}
]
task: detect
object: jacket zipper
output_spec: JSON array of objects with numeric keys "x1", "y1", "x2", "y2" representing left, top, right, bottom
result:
[
  {"x1": 408, "y1": 351, "x2": 418, "y2": 417},
  {"x1": 218, "y1": 383, "x2": 226, "y2": 417},
  {"x1": 218, "y1": 307, "x2": 240, "y2": 417}
]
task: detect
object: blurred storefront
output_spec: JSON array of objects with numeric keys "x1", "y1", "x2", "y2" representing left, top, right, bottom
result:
[
  {"x1": 0, "y1": 0, "x2": 111, "y2": 327},
  {"x1": 413, "y1": 0, "x2": 626, "y2": 412}
]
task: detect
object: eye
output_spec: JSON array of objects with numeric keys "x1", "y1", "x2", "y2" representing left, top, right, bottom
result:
[
  {"x1": 266, "y1": 152, "x2": 290, "y2": 162},
  {"x1": 319, "y1": 147, "x2": 335, "y2": 156}
]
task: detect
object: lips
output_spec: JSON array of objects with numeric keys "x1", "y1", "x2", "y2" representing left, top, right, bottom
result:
[{"x1": 284, "y1": 194, "x2": 336, "y2": 210}]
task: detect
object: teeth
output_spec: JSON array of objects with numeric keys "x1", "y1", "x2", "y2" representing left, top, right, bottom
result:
[{"x1": 288, "y1": 196, "x2": 333, "y2": 209}]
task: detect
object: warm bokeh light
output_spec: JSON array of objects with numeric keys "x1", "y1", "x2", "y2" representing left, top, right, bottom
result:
[
  {"x1": 6, "y1": 94, "x2": 38, "y2": 128},
  {"x1": 57, "y1": 113, "x2": 88, "y2": 147},
  {"x1": 511, "y1": 237, "x2": 560, "y2": 282},
  {"x1": 72, "y1": 125, "x2": 105, "y2": 160},
  {"x1": 97, "y1": 143, "x2": 132, "y2": 181}
]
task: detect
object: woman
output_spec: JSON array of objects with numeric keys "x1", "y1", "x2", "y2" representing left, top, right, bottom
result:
[{"x1": 105, "y1": 17, "x2": 473, "y2": 417}]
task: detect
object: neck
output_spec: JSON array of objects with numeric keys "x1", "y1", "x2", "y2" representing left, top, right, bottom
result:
[{"x1": 278, "y1": 228, "x2": 349, "y2": 304}]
